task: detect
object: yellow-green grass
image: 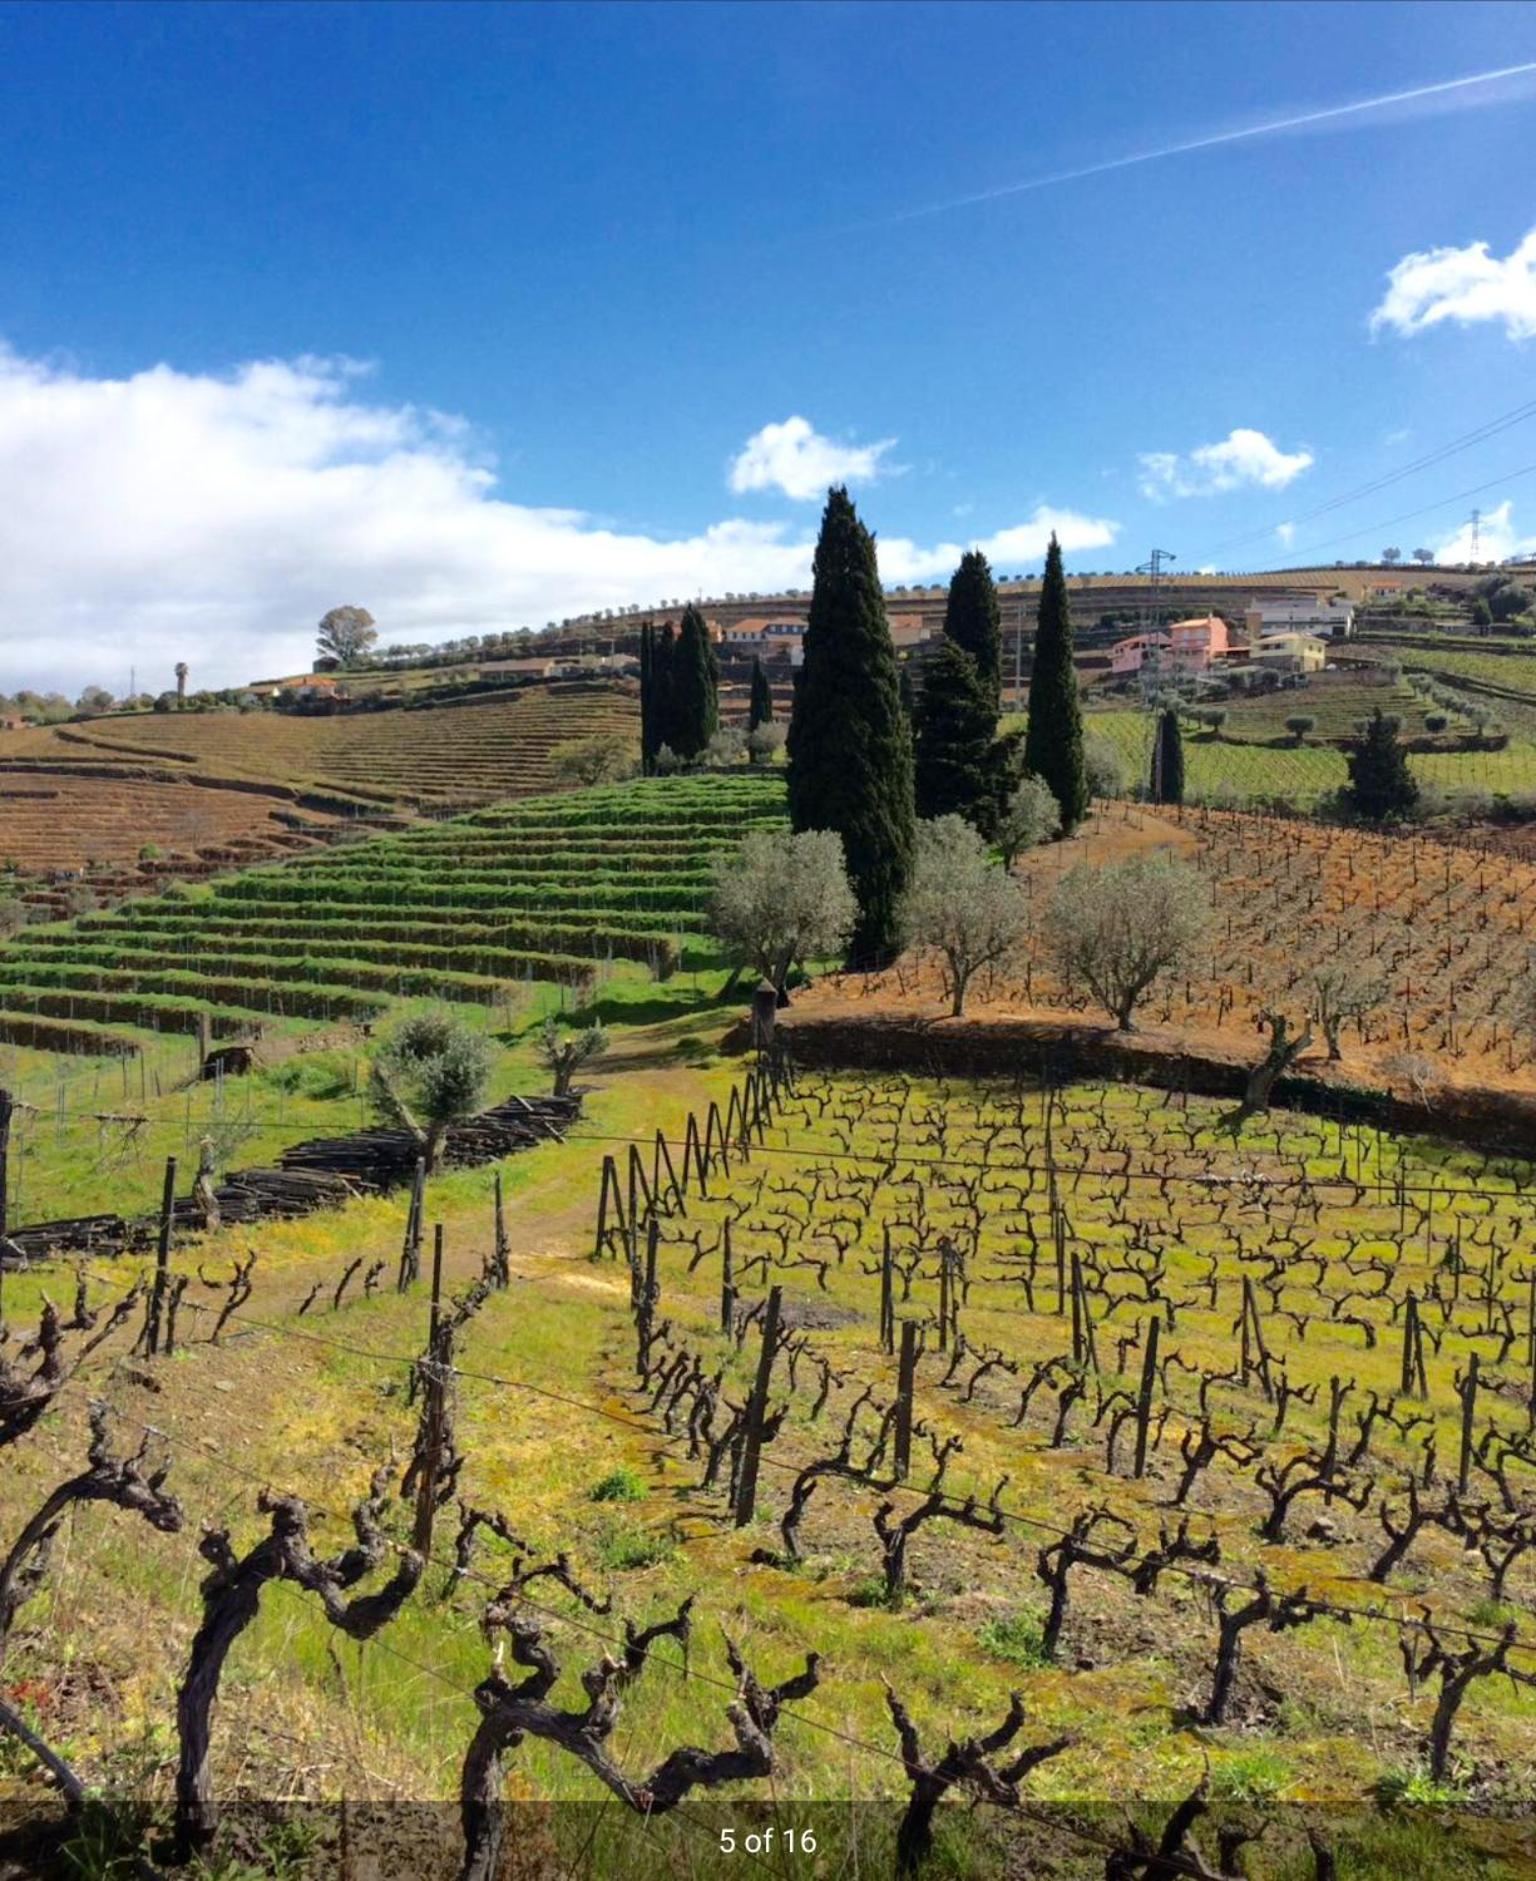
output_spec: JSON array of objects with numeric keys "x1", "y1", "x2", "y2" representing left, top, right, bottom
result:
[{"x1": 1085, "y1": 709, "x2": 1536, "y2": 805}]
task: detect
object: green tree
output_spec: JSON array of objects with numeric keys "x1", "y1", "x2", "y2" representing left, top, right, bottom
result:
[
  {"x1": 645, "y1": 622, "x2": 677, "y2": 765},
  {"x1": 639, "y1": 624, "x2": 656, "y2": 773},
  {"x1": 1044, "y1": 854, "x2": 1210, "y2": 1032},
  {"x1": 670, "y1": 604, "x2": 719, "y2": 760},
  {"x1": 539, "y1": 1018, "x2": 608, "y2": 1097},
  {"x1": 1346, "y1": 707, "x2": 1419, "y2": 821},
  {"x1": 900, "y1": 815, "x2": 1027, "y2": 1016},
  {"x1": 913, "y1": 638, "x2": 995, "y2": 827},
  {"x1": 1150, "y1": 708, "x2": 1185, "y2": 804},
  {"x1": 943, "y1": 549, "x2": 1003, "y2": 709},
  {"x1": 787, "y1": 487, "x2": 915, "y2": 966},
  {"x1": 709, "y1": 827, "x2": 857, "y2": 1003},
  {"x1": 996, "y1": 773, "x2": 1062, "y2": 867},
  {"x1": 370, "y1": 1011, "x2": 493, "y2": 1171},
  {"x1": 551, "y1": 732, "x2": 637, "y2": 788},
  {"x1": 748, "y1": 657, "x2": 774, "y2": 730},
  {"x1": 1022, "y1": 535, "x2": 1088, "y2": 833},
  {"x1": 317, "y1": 606, "x2": 378, "y2": 668}
]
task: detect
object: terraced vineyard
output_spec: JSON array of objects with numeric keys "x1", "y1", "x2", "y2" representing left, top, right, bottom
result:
[
  {"x1": 1210, "y1": 670, "x2": 1470, "y2": 745},
  {"x1": 1085, "y1": 709, "x2": 1536, "y2": 807},
  {"x1": 0, "y1": 772, "x2": 345, "y2": 908},
  {"x1": 0, "y1": 773, "x2": 786, "y2": 1057},
  {"x1": 0, "y1": 680, "x2": 637, "y2": 814}
]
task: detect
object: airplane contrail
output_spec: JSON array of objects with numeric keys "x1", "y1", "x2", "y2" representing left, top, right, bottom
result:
[{"x1": 869, "y1": 60, "x2": 1536, "y2": 227}]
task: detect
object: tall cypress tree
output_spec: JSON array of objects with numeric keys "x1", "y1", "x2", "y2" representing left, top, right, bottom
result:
[
  {"x1": 913, "y1": 639, "x2": 995, "y2": 827},
  {"x1": 1150, "y1": 707, "x2": 1185, "y2": 805},
  {"x1": 788, "y1": 486, "x2": 915, "y2": 965},
  {"x1": 639, "y1": 624, "x2": 655, "y2": 773},
  {"x1": 748, "y1": 656, "x2": 774, "y2": 729},
  {"x1": 943, "y1": 550, "x2": 1003, "y2": 711},
  {"x1": 650, "y1": 622, "x2": 677, "y2": 758},
  {"x1": 1346, "y1": 708, "x2": 1419, "y2": 821},
  {"x1": 669, "y1": 604, "x2": 719, "y2": 760},
  {"x1": 1022, "y1": 535, "x2": 1088, "y2": 832}
]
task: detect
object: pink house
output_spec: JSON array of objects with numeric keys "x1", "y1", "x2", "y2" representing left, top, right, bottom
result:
[
  {"x1": 1166, "y1": 615, "x2": 1229, "y2": 670},
  {"x1": 1109, "y1": 631, "x2": 1171, "y2": 677}
]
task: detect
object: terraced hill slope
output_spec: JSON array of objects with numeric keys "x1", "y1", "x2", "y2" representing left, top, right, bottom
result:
[
  {"x1": 0, "y1": 680, "x2": 637, "y2": 813},
  {"x1": 0, "y1": 680, "x2": 640, "y2": 910},
  {"x1": 0, "y1": 772, "x2": 786, "y2": 1057}
]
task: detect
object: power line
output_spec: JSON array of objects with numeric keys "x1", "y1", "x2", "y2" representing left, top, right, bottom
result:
[{"x1": 1199, "y1": 395, "x2": 1536, "y2": 564}]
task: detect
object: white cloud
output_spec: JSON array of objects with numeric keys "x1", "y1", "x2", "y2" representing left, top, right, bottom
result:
[
  {"x1": 1371, "y1": 225, "x2": 1536, "y2": 341},
  {"x1": 879, "y1": 507, "x2": 1120, "y2": 583},
  {"x1": 1275, "y1": 521, "x2": 1297, "y2": 548},
  {"x1": 0, "y1": 346, "x2": 1118, "y2": 691},
  {"x1": 1433, "y1": 501, "x2": 1536, "y2": 564},
  {"x1": 1138, "y1": 428, "x2": 1314, "y2": 501},
  {"x1": 728, "y1": 415, "x2": 898, "y2": 501}
]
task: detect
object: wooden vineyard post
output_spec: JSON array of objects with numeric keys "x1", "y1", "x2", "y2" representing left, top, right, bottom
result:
[
  {"x1": 683, "y1": 1114, "x2": 708, "y2": 1200},
  {"x1": 1133, "y1": 1316, "x2": 1160, "y2": 1479},
  {"x1": 592, "y1": 1153, "x2": 628, "y2": 1262},
  {"x1": 879, "y1": 1225, "x2": 894, "y2": 1356},
  {"x1": 938, "y1": 1244, "x2": 952, "y2": 1354},
  {"x1": 143, "y1": 1156, "x2": 178, "y2": 1358},
  {"x1": 196, "y1": 1011, "x2": 212, "y2": 1075},
  {"x1": 1070, "y1": 1252, "x2": 1098, "y2": 1373},
  {"x1": 492, "y1": 1172, "x2": 509, "y2": 1289},
  {"x1": 636, "y1": 1218, "x2": 659, "y2": 1379},
  {"x1": 1401, "y1": 1290, "x2": 1427, "y2": 1399},
  {"x1": 413, "y1": 1226, "x2": 447, "y2": 1555},
  {"x1": 652, "y1": 1128, "x2": 686, "y2": 1218},
  {"x1": 1240, "y1": 1277, "x2": 1274, "y2": 1402},
  {"x1": 893, "y1": 1320, "x2": 919, "y2": 1481},
  {"x1": 705, "y1": 1100, "x2": 731, "y2": 1179},
  {"x1": 721, "y1": 1218, "x2": 736, "y2": 1335},
  {"x1": 733, "y1": 1285, "x2": 782, "y2": 1528},
  {"x1": 399, "y1": 1158, "x2": 425, "y2": 1292},
  {"x1": 627, "y1": 1143, "x2": 653, "y2": 1244},
  {"x1": 1457, "y1": 1352, "x2": 1479, "y2": 1496}
]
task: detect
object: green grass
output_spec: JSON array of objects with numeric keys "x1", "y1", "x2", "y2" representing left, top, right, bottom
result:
[{"x1": 1084, "y1": 708, "x2": 1536, "y2": 806}]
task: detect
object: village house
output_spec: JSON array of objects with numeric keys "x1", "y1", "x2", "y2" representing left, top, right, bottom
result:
[{"x1": 1244, "y1": 596, "x2": 1355, "y2": 640}]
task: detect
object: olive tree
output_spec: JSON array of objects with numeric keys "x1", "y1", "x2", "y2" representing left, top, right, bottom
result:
[
  {"x1": 1044, "y1": 852, "x2": 1210, "y2": 1032},
  {"x1": 370, "y1": 1011, "x2": 493, "y2": 1171},
  {"x1": 551, "y1": 733, "x2": 636, "y2": 788},
  {"x1": 1083, "y1": 732, "x2": 1126, "y2": 802},
  {"x1": 1308, "y1": 963, "x2": 1385, "y2": 1061},
  {"x1": 898, "y1": 815, "x2": 1028, "y2": 1018},
  {"x1": 709, "y1": 828, "x2": 857, "y2": 1004},
  {"x1": 539, "y1": 1018, "x2": 608, "y2": 1097},
  {"x1": 995, "y1": 774, "x2": 1062, "y2": 869}
]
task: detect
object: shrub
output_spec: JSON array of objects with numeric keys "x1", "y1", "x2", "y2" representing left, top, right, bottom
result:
[
  {"x1": 0, "y1": 897, "x2": 28, "y2": 938},
  {"x1": 589, "y1": 1464, "x2": 647, "y2": 1503},
  {"x1": 1284, "y1": 713, "x2": 1317, "y2": 746},
  {"x1": 1083, "y1": 731, "x2": 1126, "y2": 801},
  {"x1": 977, "y1": 1612, "x2": 1049, "y2": 1668}
]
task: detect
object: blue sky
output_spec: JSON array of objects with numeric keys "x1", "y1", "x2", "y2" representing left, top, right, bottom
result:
[{"x1": 2, "y1": 0, "x2": 1535, "y2": 690}]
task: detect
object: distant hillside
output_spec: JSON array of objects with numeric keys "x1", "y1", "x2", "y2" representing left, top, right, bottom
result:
[{"x1": 0, "y1": 681, "x2": 638, "y2": 911}]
